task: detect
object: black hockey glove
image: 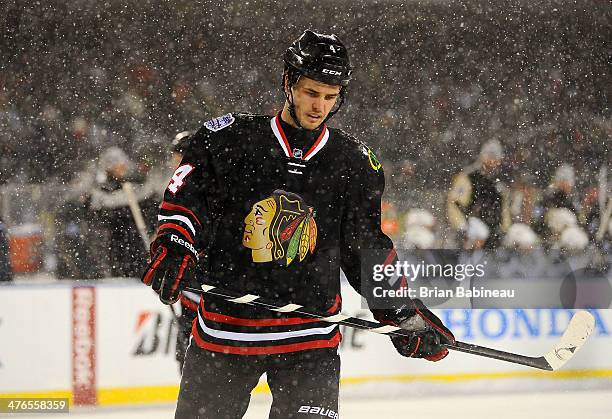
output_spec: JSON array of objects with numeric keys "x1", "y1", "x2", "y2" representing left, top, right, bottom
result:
[
  {"x1": 373, "y1": 299, "x2": 455, "y2": 361},
  {"x1": 141, "y1": 232, "x2": 198, "y2": 305}
]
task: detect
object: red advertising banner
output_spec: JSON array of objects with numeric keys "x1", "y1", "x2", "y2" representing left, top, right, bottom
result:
[{"x1": 71, "y1": 287, "x2": 96, "y2": 406}]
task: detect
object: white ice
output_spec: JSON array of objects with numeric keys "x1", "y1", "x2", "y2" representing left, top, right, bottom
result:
[{"x1": 19, "y1": 390, "x2": 612, "y2": 419}]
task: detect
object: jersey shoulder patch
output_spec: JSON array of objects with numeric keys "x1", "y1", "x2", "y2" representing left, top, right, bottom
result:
[
  {"x1": 360, "y1": 144, "x2": 382, "y2": 172},
  {"x1": 204, "y1": 113, "x2": 235, "y2": 132},
  {"x1": 335, "y1": 129, "x2": 382, "y2": 173}
]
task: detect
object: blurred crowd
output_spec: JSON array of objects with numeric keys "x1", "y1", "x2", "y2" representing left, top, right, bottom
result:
[
  {"x1": 382, "y1": 139, "x2": 612, "y2": 262},
  {"x1": 0, "y1": 0, "x2": 609, "y2": 280}
]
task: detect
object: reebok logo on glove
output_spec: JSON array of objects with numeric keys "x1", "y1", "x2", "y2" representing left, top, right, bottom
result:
[
  {"x1": 142, "y1": 233, "x2": 197, "y2": 305},
  {"x1": 170, "y1": 234, "x2": 198, "y2": 259}
]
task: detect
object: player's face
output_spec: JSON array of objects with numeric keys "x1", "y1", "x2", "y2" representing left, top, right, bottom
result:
[
  {"x1": 243, "y1": 198, "x2": 276, "y2": 251},
  {"x1": 285, "y1": 77, "x2": 341, "y2": 130},
  {"x1": 481, "y1": 158, "x2": 501, "y2": 174}
]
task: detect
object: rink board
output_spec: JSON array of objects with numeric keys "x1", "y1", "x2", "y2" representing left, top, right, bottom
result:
[{"x1": 0, "y1": 280, "x2": 611, "y2": 406}]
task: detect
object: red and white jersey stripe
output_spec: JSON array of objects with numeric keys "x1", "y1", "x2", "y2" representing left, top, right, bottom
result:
[
  {"x1": 157, "y1": 200, "x2": 202, "y2": 244},
  {"x1": 270, "y1": 114, "x2": 329, "y2": 161},
  {"x1": 192, "y1": 294, "x2": 343, "y2": 355}
]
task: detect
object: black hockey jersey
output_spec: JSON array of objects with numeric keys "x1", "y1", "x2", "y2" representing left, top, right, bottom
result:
[{"x1": 157, "y1": 112, "x2": 394, "y2": 355}]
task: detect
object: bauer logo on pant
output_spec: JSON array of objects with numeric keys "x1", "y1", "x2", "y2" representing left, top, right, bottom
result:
[
  {"x1": 242, "y1": 189, "x2": 317, "y2": 266},
  {"x1": 297, "y1": 405, "x2": 338, "y2": 418}
]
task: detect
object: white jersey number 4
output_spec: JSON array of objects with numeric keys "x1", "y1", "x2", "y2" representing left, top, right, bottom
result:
[{"x1": 167, "y1": 164, "x2": 194, "y2": 195}]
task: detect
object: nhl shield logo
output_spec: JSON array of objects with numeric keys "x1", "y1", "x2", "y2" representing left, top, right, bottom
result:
[{"x1": 293, "y1": 148, "x2": 303, "y2": 159}]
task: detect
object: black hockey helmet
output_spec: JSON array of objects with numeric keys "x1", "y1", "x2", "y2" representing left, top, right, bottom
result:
[
  {"x1": 282, "y1": 30, "x2": 352, "y2": 128},
  {"x1": 171, "y1": 130, "x2": 193, "y2": 154},
  {"x1": 283, "y1": 30, "x2": 352, "y2": 87}
]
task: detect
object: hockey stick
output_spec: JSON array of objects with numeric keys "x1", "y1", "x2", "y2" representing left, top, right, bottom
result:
[
  {"x1": 183, "y1": 284, "x2": 595, "y2": 371},
  {"x1": 123, "y1": 182, "x2": 179, "y2": 318},
  {"x1": 122, "y1": 182, "x2": 151, "y2": 250}
]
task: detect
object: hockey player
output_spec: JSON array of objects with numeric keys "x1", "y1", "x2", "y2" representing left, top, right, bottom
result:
[{"x1": 142, "y1": 30, "x2": 454, "y2": 418}]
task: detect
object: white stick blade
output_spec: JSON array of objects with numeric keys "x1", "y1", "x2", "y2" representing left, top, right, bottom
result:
[{"x1": 544, "y1": 311, "x2": 595, "y2": 370}]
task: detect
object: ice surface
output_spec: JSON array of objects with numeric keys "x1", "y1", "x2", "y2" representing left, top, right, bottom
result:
[{"x1": 18, "y1": 390, "x2": 612, "y2": 419}]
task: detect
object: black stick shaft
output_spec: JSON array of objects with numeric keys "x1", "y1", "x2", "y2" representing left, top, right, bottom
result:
[
  {"x1": 184, "y1": 284, "x2": 554, "y2": 370},
  {"x1": 449, "y1": 341, "x2": 551, "y2": 370}
]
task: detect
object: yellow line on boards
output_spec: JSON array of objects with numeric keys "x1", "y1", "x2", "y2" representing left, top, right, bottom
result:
[
  {"x1": 94, "y1": 369, "x2": 612, "y2": 404},
  {"x1": 3, "y1": 370, "x2": 611, "y2": 406},
  {"x1": 97, "y1": 385, "x2": 179, "y2": 405}
]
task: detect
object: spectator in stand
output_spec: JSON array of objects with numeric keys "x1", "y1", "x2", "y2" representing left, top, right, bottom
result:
[
  {"x1": 555, "y1": 226, "x2": 590, "y2": 253},
  {"x1": 533, "y1": 164, "x2": 580, "y2": 240},
  {"x1": 507, "y1": 172, "x2": 538, "y2": 225},
  {"x1": 582, "y1": 162, "x2": 611, "y2": 248},
  {"x1": 502, "y1": 223, "x2": 541, "y2": 253},
  {"x1": 498, "y1": 223, "x2": 547, "y2": 280},
  {"x1": 543, "y1": 164, "x2": 579, "y2": 213},
  {"x1": 447, "y1": 139, "x2": 509, "y2": 249},
  {"x1": 463, "y1": 217, "x2": 490, "y2": 251},
  {"x1": 401, "y1": 209, "x2": 437, "y2": 249},
  {"x1": 546, "y1": 208, "x2": 578, "y2": 240}
]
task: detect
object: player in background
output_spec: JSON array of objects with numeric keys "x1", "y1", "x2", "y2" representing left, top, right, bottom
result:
[
  {"x1": 170, "y1": 131, "x2": 193, "y2": 168},
  {"x1": 141, "y1": 30, "x2": 454, "y2": 418},
  {"x1": 447, "y1": 139, "x2": 510, "y2": 248}
]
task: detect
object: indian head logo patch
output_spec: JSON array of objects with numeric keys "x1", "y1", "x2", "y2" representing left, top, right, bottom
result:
[{"x1": 242, "y1": 190, "x2": 317, "y2": 266}]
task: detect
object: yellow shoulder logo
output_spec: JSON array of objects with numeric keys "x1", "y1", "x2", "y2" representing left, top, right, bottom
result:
[{"x1": 368, "y1": 148, "x2": 381, "y2": 172}]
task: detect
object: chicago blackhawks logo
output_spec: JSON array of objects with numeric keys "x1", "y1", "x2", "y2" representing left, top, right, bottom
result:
[{"x1": 242, "y1": 190, "x2": 317, "y2": 266}]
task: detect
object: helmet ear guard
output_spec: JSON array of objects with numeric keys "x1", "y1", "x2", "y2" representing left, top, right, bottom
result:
[{"x1": 281, "y1": 67, "x2": 303, "y2": 128}]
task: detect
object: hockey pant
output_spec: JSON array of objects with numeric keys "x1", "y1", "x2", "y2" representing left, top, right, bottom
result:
[
  {"x1": 175, "y1": 308, "x2": 197, "y2": 372},
  {"x1": 175, "y1": 343, "x2": 340, "y2": 419}
]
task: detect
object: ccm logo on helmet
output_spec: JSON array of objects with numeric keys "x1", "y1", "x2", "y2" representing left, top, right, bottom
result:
[{"x1": 322, "y1": 68, "x2": 342, "y2": 76}]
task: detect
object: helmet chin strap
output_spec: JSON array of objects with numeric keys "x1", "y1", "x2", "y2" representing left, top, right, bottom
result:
[
  {"x1": 323, "y1": 90, "x2": 345, "y2": 124},
  {"x1": 283, "y1": 72, "x2": 347, "y2": 129},
  {"x1": 284, "y1": 74, "x2": 305, "y2": 129}
]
